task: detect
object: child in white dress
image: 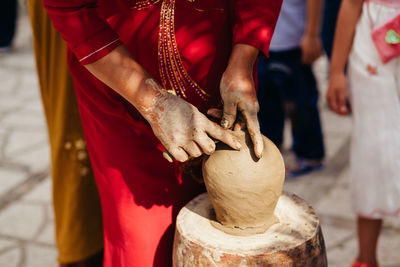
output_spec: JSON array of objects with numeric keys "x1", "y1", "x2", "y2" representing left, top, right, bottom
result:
[{"x1": 327, "y1": 0, "x2": 400, "y2": 266}]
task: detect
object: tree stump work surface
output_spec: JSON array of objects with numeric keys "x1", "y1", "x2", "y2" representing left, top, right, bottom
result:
[{"x1": 173, "y1": 192, "x2": 327, "y2": 267}]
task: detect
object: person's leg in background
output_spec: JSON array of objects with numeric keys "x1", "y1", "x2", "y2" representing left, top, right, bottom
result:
[
  {"x1": 353, "y1": 217, "x2": 382, "y2": 267},
  {"x1": 0, "y1": 0, "x2": 17, "y2": 50},
  {"x1": 289, "y1": 53, "x2": 325, "y2": 176},
  {"x1": 257, "y1": 53, "x2": 289, "y2": 149},
  {"x1": 321, "y1": 0, "x2": 342, "y2": 59},
  {"x1": 27, "y1": 2, "x2": 103, "y2": 266},
  {"x1": 258, "y1": 49, "x2": 324, "y2": 177}
]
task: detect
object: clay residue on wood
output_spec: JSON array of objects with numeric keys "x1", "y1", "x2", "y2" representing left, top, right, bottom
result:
[{"x1": 202, "y1": 130, "x2": 285, "y2": 236}]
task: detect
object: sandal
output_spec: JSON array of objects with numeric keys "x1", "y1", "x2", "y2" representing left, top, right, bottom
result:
[
  {"x1": 285, "y1": 158, "x2": 324, "y2": 179},
  {"x1": 351, "y1": 262, "x2": 379, "y2": 267}
]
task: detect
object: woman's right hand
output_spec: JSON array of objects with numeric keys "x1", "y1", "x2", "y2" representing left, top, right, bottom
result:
[
  {"x1": 326, "y1": 72, "x2": 349, "y2": 116},
  {"x1": 140, "y1": 80, "x2": 241, "y2": 162}
]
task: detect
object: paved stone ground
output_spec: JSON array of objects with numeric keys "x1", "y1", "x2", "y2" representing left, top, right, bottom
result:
[{"x1": 0, "y1": 4, "x2": 399, "y2": 267}]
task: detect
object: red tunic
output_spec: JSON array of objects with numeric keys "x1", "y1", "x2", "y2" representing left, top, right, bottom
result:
[{"x1": 43, "y1": 0, "x2": 281, "y2": 266}]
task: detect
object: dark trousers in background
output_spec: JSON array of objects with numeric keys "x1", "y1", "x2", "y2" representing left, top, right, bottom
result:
[
  {"x1": 0, "y1": 0, "x2": 17, "y2": 48},
  {"x1": 257, "y1": 49, "x2": 325, "y2": 160},
  {"x1": 321, "y1": 0, "x2": 342, "y2": 59}
]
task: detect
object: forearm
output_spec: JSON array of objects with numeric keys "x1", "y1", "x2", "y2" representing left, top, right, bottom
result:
[
  {"x1": 225, "y1": 44, "x2": 259, "y2": 76},
  {"x1": 330, "y1": 0, "x2": 364, "y2": 74},
  {"x1": 85, "y1": 45, "x2": 159, "y2": 113},
  {"x1": 305, "y1": 0, "x2": 323, "y2": 37}
]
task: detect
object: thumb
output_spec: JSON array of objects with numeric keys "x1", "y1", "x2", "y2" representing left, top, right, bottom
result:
[
  {"x1": 337, "y1": 89, "x2": 348, "y2": 115},
  {"x1": 221, "y1": 101, "x2": 237, "y2": 129}
]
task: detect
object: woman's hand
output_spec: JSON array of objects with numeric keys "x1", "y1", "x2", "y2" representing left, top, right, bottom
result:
[
  {"x1": 141, "y1": 80, "x2": 241, "y2": 162},
  {"x1": 85, "y1": 45, "x2": 241, "y2": 162},
  {"x1": 219, "y1": 44, "x2": 263, "y2": 158},
  {"x1": 300, "y1": 34, "x2": 322, "y2": 64},
  {"x1": 326, "y1": 72, "x2": 349, "y2": 115}
]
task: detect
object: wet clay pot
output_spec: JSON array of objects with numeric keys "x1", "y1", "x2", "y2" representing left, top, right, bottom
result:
[{"x1": 202, "y1": 130, "x2": 285, "y2": 235}]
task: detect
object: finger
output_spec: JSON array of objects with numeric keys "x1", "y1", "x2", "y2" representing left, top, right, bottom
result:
[
  {"x1": 242, "y1": 111, "x2": 264, "y2": 158},
  {"x1": 327, "y1": 89, "x2": 338, "y2": 113},
  {"x1": 206, "y1": 108, "x2": 223, "y2": 120},
  {"x1": 162, "y1": 149, "x2": 174, "y2": 163},
  {"x1": 205, "y1": 121, "x2": 241, "y2": 150},
  {"x1": 221, "y1": 101, "x2": 237, "y2": 129},
  {"x1": 337, "y1": 89, "x2": 348, "y2": 115},
  {"x1": 183, "y1": 141, "x2": 203, "y2": 158},
  {"x1": 234, "y1": 121, "x2": 243, "y2": 131},
  {"x1": 169, "y1": 147, "x2": 189, "y2": 162},
  {"x1": 193, "y1": 132, "x2": 216, "y2": 155},
  {"x1": 233, "y1": 113, "x2": 246, "y2": 131}
]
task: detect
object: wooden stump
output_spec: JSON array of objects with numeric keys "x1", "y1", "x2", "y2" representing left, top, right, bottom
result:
[{"x1": 173, "y1": 192, "x2": 327, "y2": 267}]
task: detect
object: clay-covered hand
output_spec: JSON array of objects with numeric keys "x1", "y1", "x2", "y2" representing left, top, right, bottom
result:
[
  {"x1": 300, "y1": 34, "x2": 322, "y2": 64},
  {"x1": 219, "y1": 69, "x2": 263, "y2": 158},
  {"x1": 141, "y1": 80, "x2": 241, "y2": 162},
  {"x1": 84, "y1": 45, "x2": 241, "y2": 162},
  {"x1": 326, "y1": 72, "x2": 349, "y2": 115}
]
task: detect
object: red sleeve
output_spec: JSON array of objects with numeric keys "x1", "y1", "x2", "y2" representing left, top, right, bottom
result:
[
  {"x1": 232, "y1": 0, "x2": 282, "y2": 57},
  {"x1": 43, "y1": 0, "x2": 122, "y2": 65}
]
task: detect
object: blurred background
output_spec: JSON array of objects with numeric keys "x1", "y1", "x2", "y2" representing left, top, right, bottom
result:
[{"x1": 0, "y1": 1, "x2": 399, "y2": 267}]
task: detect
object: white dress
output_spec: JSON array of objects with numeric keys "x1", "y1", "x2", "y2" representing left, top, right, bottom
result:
[{"x1": 348, "y1": 1, "x2": 400, "y2": 219}]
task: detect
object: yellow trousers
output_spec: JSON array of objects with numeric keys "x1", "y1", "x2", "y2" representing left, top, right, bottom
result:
[{"x1": 27, "y1": 1, "x2": 103, "y2": 263}]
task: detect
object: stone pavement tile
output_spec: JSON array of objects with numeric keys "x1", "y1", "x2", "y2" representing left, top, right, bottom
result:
[
  {"x1": 320, "y1": 110, "x2": 353, "y2": 137},
  {"x1": 0, "y1": 70, "x2": 18, "y2": 96},
  {"x1": 0, "y1": 203, "x2": 44, "y2": 240},
  {"x1": 25, "y1": 244, "x2": 58, "y2": 267},
  {"x1": 284, "y1": 172, "x2": 338, "y2": 206},
  {"x1": 0, "y1": 52, "x2": 35, "y2": 71},
  {"x1": 1, "y1": 108, "x2": 46, "y2": 129},
  {"x1": 327, "y1": 237, "x2": 357, "y2": 267},
  {"x1": 0, "y1": 129, "x2": 7, "y2": 151},
  {"x1": 45, "y1": 204, "x2": 54, "y2": 222},
  {"x1": 315, "y1": 182, "x2": 354, "y2": 221},
  {"x1": 379, "y1": 228, "x2": 400, "y2": 266},
  {"x1": 385, "y1": 218, "x2": 400, "y2": 231},
  {"x1": 336, "y1": 167, "x2": 350, "y2": 186},
  {"x1": 19, "y1": 71, "x2": 39, "y2": 91},
  {"x1": 22, "y1": 178, "x2": 51, "y2": 202},
  {"x1": 0, "y1": 94, "x2": 21, "y2": 114},
  {"x1": 36, "y1": 223, "x2": 55, "y2": 245},
  {"x1": 0, "y1": 239, "x2": 18, "y2": 252},
  {"x1": 0, "y1": 247, "x2": 21, "y2": 267},
  {"x1": 4, "y1": 130, "x2": 48, "y2": 158},
  {"x1": 20, "y1": 98, "x2": 44, "y2": 113},
  {"x1": 7, "y1": 145, "x2": 49, "y2": 174},
  {"x1": 326, "y1": 225, "x2": 400, "y2": 267},
  {"x1": 16, "y1": 85, "x2": 42, "y2": 103},
  {"x1": 320, "y1": 221, "x2": 355, "y2": 249},
  {"x1": 0, "y1": 169, "x2": 27, "y2": 196},
  {"x1": 324, "y1": 134, "x2": 348, "y2": 160}
]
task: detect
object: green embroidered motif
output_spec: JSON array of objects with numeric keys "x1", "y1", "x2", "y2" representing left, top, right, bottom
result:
[{"x1": 385, "y1": 29, "x2": 400, "y2": 44}]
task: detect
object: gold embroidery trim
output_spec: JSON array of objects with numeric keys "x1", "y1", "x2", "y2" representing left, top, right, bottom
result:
[
  {"x1": 130, "y1": 0, "x2": 161, "y2": 10},
  {"x1": 158, "y1": 0, "x2": 210, "y2": 100},
  {"x1": 131, "y1": 0, "x2": 212, "y2": 100}
]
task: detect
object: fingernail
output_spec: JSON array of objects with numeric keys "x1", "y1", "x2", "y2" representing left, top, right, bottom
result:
[
  {"x1": 235, "y1": 142, "x2": 242, "y2": 150},
  {"x1": 221, "y1": 118, "x2": 228, "y2": 128}
]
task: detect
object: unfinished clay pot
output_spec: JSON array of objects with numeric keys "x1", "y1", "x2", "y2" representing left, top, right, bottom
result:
[{"x1": 202, "y1": 130, "x2": 285, "y2": 235}]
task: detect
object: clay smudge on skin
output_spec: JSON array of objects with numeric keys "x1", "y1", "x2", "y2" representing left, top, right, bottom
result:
[{"x1": 138, "y1": 78, "x2": 240, "y2": 162}]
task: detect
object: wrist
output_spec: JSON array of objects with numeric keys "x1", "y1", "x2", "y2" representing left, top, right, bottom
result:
[
  {"x1": 303, "y1": 30, "x2": 320, "y2": 38},
  {"x1": 130, "y1": 77, "x2": 164, "y2": 119},
  {"x1": 227, "y1": 44, "x2": 259, "y2": 74},
  {"x1": 330, "y1": 68, "x2": 346, "y2": 77}
]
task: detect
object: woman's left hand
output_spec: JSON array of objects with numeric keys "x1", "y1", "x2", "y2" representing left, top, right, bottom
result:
[{"x1": 218, "y1": 57, "x2": 263, "y2": 158}]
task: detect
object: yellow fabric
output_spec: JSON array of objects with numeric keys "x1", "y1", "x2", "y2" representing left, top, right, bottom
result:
[{"x1": 27, "y1": 1, "x2": 103, "y2": 263}]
